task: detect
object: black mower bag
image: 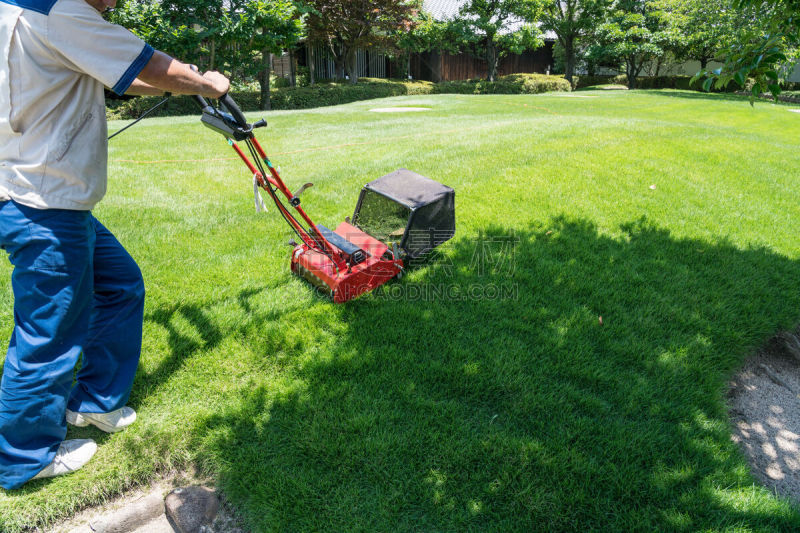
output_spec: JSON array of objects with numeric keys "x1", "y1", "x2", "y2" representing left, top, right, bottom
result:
[{"x1": 352, "y1": 169, "x2": 455, "y2": 258}]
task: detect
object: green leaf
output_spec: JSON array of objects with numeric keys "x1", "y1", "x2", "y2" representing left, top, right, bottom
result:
[{"x1": 702, "y1": 77, "x2": 714, "y2": 92}]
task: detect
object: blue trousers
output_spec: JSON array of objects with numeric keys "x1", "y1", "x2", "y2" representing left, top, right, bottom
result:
[{"x1": 0, "y1": 200, "x2": 144, "y2": 490}]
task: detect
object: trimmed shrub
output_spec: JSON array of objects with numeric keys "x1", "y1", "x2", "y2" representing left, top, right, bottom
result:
[
  {"x1": 573, "y1": 75, "x2": 618, "y2": 89},
  {"x1": 105, "y1": 74, "x2": 570, "y2": 120},
  {"x1": 105, "y1": 90, "x2": 262, "y2": 120},
  {"x1": 434, "y1": 73, "x2": 571, "y2": 94},
  {"x1": 270, "y1": 78, "x2": 434, "y2": 110},
  {"x1": 634, "y1": 76, "x2": 693, "y2": 90},
  {"x1": 573, "y1": 74, "x2": 743, "y2": 92}
]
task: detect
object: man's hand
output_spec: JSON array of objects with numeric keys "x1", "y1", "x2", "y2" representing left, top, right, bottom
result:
[
  {"x1": 137, "y1": 51, "x2": 230, "y2": 98},
  {"x1": 201, "y1": 71, "x2": 229, "y2": 99}
]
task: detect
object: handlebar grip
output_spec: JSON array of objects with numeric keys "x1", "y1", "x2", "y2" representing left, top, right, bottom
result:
[
  {"x1": 220, "y1": 93, "x2": 247, "y2": 127},
  {"x1": 188, "y1": 65, "x2": 210, "y2": 111},
  {"x1": 194, "y1": 95, "x2": 209, "y2": 109}
]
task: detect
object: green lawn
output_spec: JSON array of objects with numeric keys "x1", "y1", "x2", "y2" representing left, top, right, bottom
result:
[{"x1": 2, "y1": 90, "x2": 800, "y2": 531}]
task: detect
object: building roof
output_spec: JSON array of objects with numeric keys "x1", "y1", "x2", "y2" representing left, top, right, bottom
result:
[{"x1": 421, "y1": 0, "x2": 557, "y2": 40}]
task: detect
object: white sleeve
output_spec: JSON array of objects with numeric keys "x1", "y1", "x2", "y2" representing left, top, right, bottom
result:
[{"x1": 47, "y1": 0, "x2": 154, "y2": 95}]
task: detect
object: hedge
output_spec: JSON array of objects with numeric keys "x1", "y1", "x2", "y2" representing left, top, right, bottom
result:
[
  {"x1": 269, "y1": 78, "x2": 434, "y2": 110},
  {"x1": 105, "y1": 74, "x2": 572, "y2": 120},
  {"x1": 433, "y1": 73, "x2": 572, "y2": 95},
  {"x1": 572, "y1": 74, "x2": 746, "y2": 92}
]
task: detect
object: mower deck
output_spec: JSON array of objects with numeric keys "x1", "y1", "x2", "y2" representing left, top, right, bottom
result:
[{"x1": 291, "y1": 222, "x2": 402, "y2": 302}]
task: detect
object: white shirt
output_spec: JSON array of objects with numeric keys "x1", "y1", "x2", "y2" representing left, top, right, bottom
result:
[{"x1": 0, "y1": 0, "x2": 153, "y2": 210}]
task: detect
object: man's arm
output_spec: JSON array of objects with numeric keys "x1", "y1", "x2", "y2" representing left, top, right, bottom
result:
[
  {"x1": 135, "y1": 50, "x2": 229, "y2": 98},
  {"x1": 125, "y1": 79, "x2": 163, "y2": 96}
]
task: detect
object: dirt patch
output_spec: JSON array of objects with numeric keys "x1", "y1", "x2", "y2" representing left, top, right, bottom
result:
[
  {"x1": 729, "y1": 330, "x2": 800, "y2": 503},
  {"x1": 46, "y1": 471, "x2": 245, "y2": 533}
]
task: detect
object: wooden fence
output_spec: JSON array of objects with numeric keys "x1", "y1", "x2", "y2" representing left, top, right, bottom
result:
[{"x1": 411, "y1": 42, "x2": 555, "y2": 82}]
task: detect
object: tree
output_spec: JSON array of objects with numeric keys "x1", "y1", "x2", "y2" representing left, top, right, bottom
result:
[
  {"x1": 693, "y1": 0, "x2": 798, "y2": 101},
  {"x1": 394, "y1": 11, "x2": 461, "y2": 78},
  {"x1": 227, "y1": 0, "x2": 306, "y2": 109},
  {"x1": 111, "y1": 0, "x2": 305, "y2": 109},
  {"x1": 540, "y1": 0, "x2": 609, "y2": 84},
  {"x1": 109, "y1": 0, "x2": 203, "y2": 63},
  {"x1": 591, "y1": 0, "x2": 678, "y2": 88},
  {"x1": 655, "y1": 0, "x2": 764, "y2": 69},
  {"x1": 451, "y1": 0, "x2": 545, "y2": 81},
  {"x1": 305, "y1": 0, "x2": 419, "y2": 84}
]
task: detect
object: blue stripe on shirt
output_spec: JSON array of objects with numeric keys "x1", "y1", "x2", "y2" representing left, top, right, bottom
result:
[
  {"x1": 0, "y1": 0, "x2": 58, "y2": 15},
  {"x1": 111, "y1": 44, "x2": 154, "y2": 96}
]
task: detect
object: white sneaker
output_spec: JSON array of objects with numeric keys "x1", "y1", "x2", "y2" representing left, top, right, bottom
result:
[
  {"x1": 66, "y1": 406, "x2": 137, "y2": 433},
  {"x1": 31, "y1": 439, "x2": 97, "y2": 481}
]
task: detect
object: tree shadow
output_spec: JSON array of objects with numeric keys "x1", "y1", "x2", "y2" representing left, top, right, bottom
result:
[
  {"x1": 192, "y1": 216, "x2": 800, "y2": 531},
  {"x1": 648, "y1": 89, "x2": 797, "y2": 107}
]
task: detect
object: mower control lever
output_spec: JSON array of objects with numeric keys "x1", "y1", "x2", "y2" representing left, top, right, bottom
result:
[
  {"x1": 200, "y1": 108, "x2": 252, "y2": 141},
  {"x1": 219, "y1": 94, "x2": 248, "y2": 128},
  {"x1": 290, "y1": 182, "x2": 314, "y2": 206}
]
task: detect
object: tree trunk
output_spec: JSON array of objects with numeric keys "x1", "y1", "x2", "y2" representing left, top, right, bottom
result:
[
  {"x1": 308, "y1": 42, "x2": 315, "y2": 86},
  {"x1": 700, "y1": 57, "x2": 708, "y2": 69},
  {"x1": 564, "y1": 38, "x2": 575, "y2": 85},
  {"x1": 289, "y1": 48, "x2": 297, "y2": 87},
  {"x1": 209, "y1": 37, "x2": 216, "y2": 71},
  {"x1": 486, "y1": 39, "x2": 498, "y2": 81},
  {"x1": 626, "y1": 58, "x2": 637, "y2": 89},
  {"x1": 345, "y1": 47, "x2": 359, "y2": 84},
  {"x1": 653, "y1": 55, "x2": 664, "y2": 77},
  {"x1": 328, "y1": 39, "x2": 346, "y2": 80},
  {"x1": 259, "y1": 33, "x2": 271, "y2": 110}
]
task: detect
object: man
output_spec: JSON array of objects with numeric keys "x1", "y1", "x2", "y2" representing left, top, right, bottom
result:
[{"x1": 0, "y1": 0, "x2": 230, "y2": 489}]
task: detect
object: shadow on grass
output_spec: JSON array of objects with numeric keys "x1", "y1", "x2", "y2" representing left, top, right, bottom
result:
[
  {"x1": 172, "y1": 217, "x2": 800, "y2": 530},
  {"x1": 647, "y1": 89, "x2": 800, "y2": 108}
]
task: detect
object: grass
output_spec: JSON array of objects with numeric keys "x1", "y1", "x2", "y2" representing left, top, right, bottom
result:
[{"x1": 2, "y1": 90, "x2": 800, "y2": 531}]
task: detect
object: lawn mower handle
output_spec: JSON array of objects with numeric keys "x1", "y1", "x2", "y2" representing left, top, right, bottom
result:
[
  {"x1": 219, "y1": 94, "x2": 247, "y2": 128},
  {"x1": 192, "y1": 93, "x2": 248, "y2": 127},
  {"x1": 187, "y1": 66, "x2": 246, "y2": 127}
]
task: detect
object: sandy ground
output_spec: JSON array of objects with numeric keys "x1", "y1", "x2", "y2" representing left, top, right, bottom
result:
[
  {"x1": 46, "y1": 472, "x2": 245, "y2": 533},
  {"x1": 728, "y1": 330, "x2": 800, "y2": 503}
]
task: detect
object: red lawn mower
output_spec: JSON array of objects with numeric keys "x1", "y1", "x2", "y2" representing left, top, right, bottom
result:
[{"x1": 193, "y1": 93, "x2": 455, "y2": 302}]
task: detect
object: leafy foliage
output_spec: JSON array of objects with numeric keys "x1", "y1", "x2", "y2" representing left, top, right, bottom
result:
[
  {"x1": 590, "y1": 0, "x2": 679, "y2": 88},
  {"x1": 305, "y1": 0, "x2": 420, "y2": 84},
  {"x1": 692, "y1": 0, "x2": 799, "y2": 102},
  {"x1": 540, "y1": 0, "x2": 610, "y2": 83},
  {"x1": 396, "y1": 11, "x2": 464, "y2": 55},
  {"x1": 654, "y1": 0, "x2": 762, "y2": 68},
  {"x1": 110, "y1": 0, "x2": 305, "y2": 109},
  {"x1": 450, "y1": 0, "x2": 546, "y2": 81}
]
